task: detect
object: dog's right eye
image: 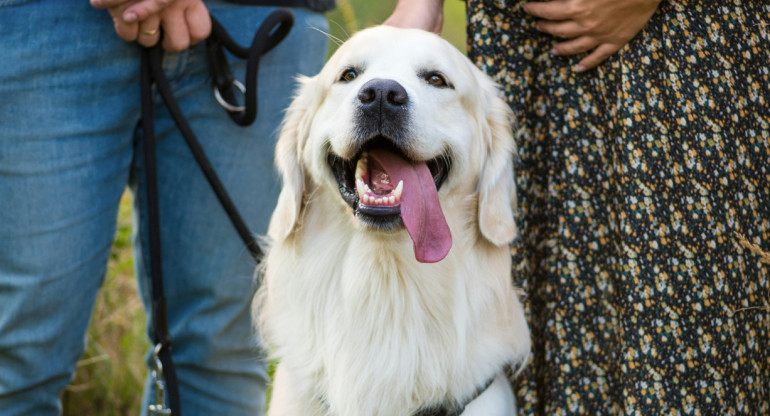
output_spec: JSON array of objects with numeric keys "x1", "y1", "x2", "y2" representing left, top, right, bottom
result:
[{"x1": 339, "y1": 68, "x2": 358, "y2": 82}]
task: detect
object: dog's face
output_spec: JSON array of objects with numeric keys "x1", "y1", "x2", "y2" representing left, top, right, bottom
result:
[{"x1": 269, "y1": 26, "x2": 518, "y2": 262}]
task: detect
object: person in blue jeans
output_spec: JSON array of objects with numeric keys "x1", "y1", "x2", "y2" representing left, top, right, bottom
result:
[{"x1": 0, "y1": 0, "x2": 332, "y2": 414}]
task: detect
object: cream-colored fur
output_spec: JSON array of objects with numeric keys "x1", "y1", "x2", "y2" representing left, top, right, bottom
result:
[{"x1": 255, "y1": 26, "x2": 530, "y2": 416}]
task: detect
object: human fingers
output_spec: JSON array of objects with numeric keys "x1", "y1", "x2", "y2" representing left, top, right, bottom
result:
[
  {"x1": 161, "y1": 6, "x2": 190, "y2": 52},
  {"x1": 137, "y1": 14, "x2": 162, "y2": 47},
  {"x1": 551, "y1": 36, "x2": 598, "y2": 56},
  {"x1": 123, "y1": 0, "x2": 174, "y2": 23},
  {"x1": 185, "y1": 0, "x2": 212, "y2": 45},
  {"x1": 109, "y1": 4, "x2": 139, "y2": 41},
  {"x1": 90, "y1": 0, "x2": 133, "y2": 9},
  {"x1": 536, "y1": 19, "x2": 584, "y2": 39},
  {"x1": 523, "y1": 1, "x2": 573, "y2": 22},
  {"x1": 576, "y1": 43, "x2": 620, "y2": 71},
  {"x1": 93, "y1": 0, "x2": 174, "y2": 23}
]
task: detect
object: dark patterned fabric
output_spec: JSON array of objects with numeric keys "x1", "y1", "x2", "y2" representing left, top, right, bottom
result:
[{"x1": 466, "y1": 0, "x2": 770, "y2": 414}]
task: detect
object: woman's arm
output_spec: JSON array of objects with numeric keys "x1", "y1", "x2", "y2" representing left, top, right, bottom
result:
[{"x1": 383, "y1": 0, "x2": 445, "y2": 34}]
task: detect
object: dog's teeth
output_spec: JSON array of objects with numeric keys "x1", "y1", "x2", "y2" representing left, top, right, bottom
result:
[
  {"x1": 358, "y1": 173, "x2": 404, "y2": 207},
  {"x1": 356, "y1": 178, "x2": 367, "y2": 198},
  {"x1": 355, "y1": 153, "x2": 368, "y2": 181}
]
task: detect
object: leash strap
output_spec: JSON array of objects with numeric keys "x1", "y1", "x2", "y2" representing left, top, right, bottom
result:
[
  {"x1": 140, "y1": 45, "x2": 181, "y2": 415},
  {"x1": 414, "y1": 374, "x2": 498, "y2": 416},
  {"x1": 140, "y1": 9, "x2": 294, "y2": 415}
]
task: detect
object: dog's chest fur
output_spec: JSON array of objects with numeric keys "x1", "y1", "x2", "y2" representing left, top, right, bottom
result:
[{"x1": 258, "y1": 196, "x2": 528, "y2": 416}]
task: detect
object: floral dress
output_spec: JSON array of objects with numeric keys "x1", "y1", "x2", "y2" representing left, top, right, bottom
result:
[{"x1": 466, "y1": 0, "x2": 770, "y2": 414}]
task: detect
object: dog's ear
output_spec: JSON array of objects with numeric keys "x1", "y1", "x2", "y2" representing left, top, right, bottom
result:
[
  {"x1": 476, "y1": 76, "x2": 519, "y2": 246},
  {"x1": 268, "y1": 75, "x2": 318, "y2": 241}
]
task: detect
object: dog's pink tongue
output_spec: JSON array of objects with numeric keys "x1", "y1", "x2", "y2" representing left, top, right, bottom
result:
[{"x1": 367, "y1": 149, "x2": 452, "y2": 263}]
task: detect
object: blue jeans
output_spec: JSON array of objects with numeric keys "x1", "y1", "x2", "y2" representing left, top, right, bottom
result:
[{"x1": 0, "y1": 1, "x2": 328, "y2": 414}]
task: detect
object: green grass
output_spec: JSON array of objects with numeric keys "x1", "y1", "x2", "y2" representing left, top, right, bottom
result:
[{"x1": 62, "y1": 5, "x2": 466, "y2": 414}]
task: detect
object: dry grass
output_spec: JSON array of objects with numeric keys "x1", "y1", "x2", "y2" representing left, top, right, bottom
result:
[
  {"x1": 62, "y1": 191, "x2": 149, "y2": 416},
  {"x1": 730, "y1": 231, "x2": 770, "y2": 315},
  {"x1": 734, "y1": 231, "x2": 770, "y2": 265}
]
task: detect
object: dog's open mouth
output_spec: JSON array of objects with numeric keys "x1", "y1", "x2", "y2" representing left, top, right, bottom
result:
[{"x1": 328, "y1": 138, "x2": 452, "y2": 263}]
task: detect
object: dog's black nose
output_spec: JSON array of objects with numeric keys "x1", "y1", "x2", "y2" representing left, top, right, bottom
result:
[
  {"x1": 355, "y1": 78, "x2": 410, "y2": 146},
  {"x1": 357, "y1": 78, "x2": 409, "y2": 110}
]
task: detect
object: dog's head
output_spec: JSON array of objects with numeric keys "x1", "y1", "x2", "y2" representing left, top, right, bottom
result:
[{"x1": 269, "y1": 26, "x2": 518, "y2": 262}]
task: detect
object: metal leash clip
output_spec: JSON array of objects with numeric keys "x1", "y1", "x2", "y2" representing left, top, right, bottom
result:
[{"x1": 148, "y1": 343, "x2": 172, "y2": 415}]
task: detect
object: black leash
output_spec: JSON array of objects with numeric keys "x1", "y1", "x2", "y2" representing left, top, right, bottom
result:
[
  {"x1": 207, "y1": 11, "x2": 294, "y2": 127},
  {"x1": 139, "y1": 9, "x2": 294, "y2": 415},
  {"x1": 413, "y1": 374, "x2": 497, "y2": 416}
]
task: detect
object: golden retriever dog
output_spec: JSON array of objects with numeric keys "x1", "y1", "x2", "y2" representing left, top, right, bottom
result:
[{"x1": 255, "y1": 26, "x2": 530, "y2": 416}]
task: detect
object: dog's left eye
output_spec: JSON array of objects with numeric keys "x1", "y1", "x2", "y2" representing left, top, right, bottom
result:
[
  {"x1": 339, "y1": 68, "x2": 358, "y2": 82},
  {"x1": 425, "y1": 72, "x2": 449, "y2": 88}
]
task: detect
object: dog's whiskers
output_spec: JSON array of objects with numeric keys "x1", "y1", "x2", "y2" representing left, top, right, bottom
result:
[{"x1": 309, "y1": 25, "x2": 345, "y2": 48}]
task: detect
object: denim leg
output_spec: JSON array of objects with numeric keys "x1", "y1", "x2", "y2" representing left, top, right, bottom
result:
[
  {"x1": 0, "y1": 2, "x2": 139, "y2": 414},
  {"x1": 129, "y1": 4, "x2": 329, "y2": 415}
]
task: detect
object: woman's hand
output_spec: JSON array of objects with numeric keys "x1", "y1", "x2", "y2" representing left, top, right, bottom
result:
[
  {"x1": 523, "y1": 0, "x2": 662, "y2": 71},
  {"x1": 383, "y1": 0, "x2": 445, "y2": 34},
  {"x1": 90, "y1": 0, "x2": 211, "y2": 52}
]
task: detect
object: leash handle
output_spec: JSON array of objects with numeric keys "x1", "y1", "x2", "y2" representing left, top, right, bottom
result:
[{"x1": 207, "y1": 11, "x2": 294, "y2": 126}]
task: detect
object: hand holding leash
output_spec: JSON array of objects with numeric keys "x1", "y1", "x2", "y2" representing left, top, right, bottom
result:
[{"x1": 90, "y1": 0, "x2": 212, "y2": 51}]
